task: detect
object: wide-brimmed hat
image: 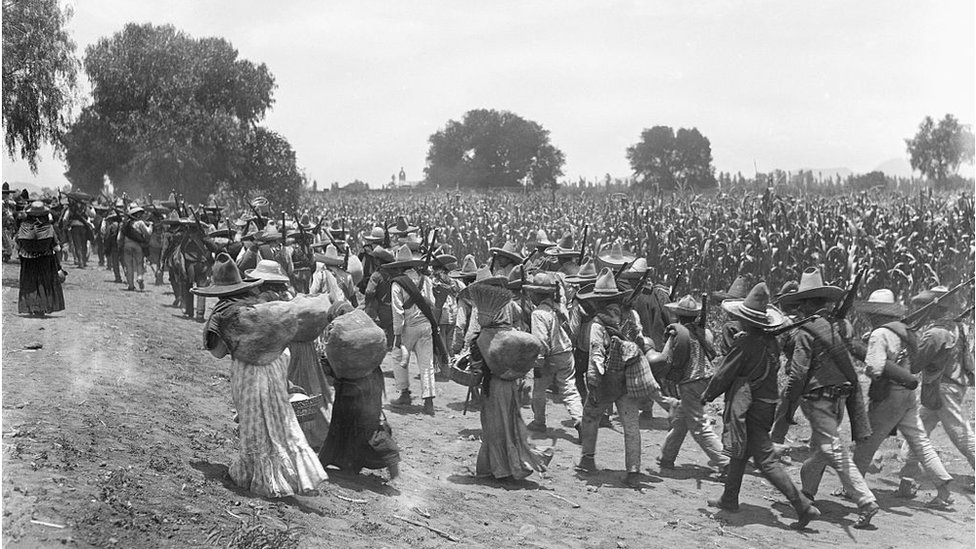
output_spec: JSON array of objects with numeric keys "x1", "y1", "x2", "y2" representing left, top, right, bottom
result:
[
  {"x1": 722, "y1": 283, "x2": 788, "y2": 330},
  {"x1": 245, "y1": 259, "x2": 290, "y2": 283},
  {"x1": 327, "y1": 220, "x2": 346, "y2": 238},
  {"x1": 314, "y1": 244, "x2": 346, "y2": 267},
  {"x1": 597, "y1": 241, "x2": 636, "y2": 267},
  {"x1": 370, "y1": 247, "x2": 396, "y2": 265},
  {"x1": 387, "y1": 216, "x2": 418, "y2": 236},
  {"x1": 911, "y1": 285, "x2": 962, "y2": 312},
  {"x1": 449, "y1": 254, "x2": 479, "y2": 280},
  {"x1": 777, "y1": 267, "x2": 843, "y2": 305},
  {"x1": 433, "y1": 254, "x2": 457, "y2": 269},
  {"x1": 712, "y1": 275, "x2": 753, "y2": 301},
  {"x1": 565, "y1": 258, "x2": 598, "y2": 285},
  {"x1": 64, "y1": 191, "x2": 93, "y2": 203},
  {"x1": 286, "y1": 229, "x2": 315, "y2": 241},
  {"x1": 526, "y1": 229, "x2": 556, "y2": 250},
  {"x1": 254, "y1": 225, "x2": 282, "y2": 243},
  {"x1": 399, "y1": 233, "x2": 423, "y2": 252},
  {"x1": 665, "y1": 294, "x2": 702, "y2": 317},
  {"x1": 855, "y1": 289, "x2": 907, "y2": 318},
  {"x1": 363, "y1": 226, "x2": 386, "y2": 243},
  {"x1": 1, "y1": 183, "x2": 16, "y2": 195},
  {"x1": 380, "y1": 245, "x2": 423, "y2": 269},
  {"x1": 25, "y1": 200, "x2": 50, "y2": 216},
  {"x1": 469, "y1": 265, "x2": 509, "y2": 288},
  {"x1": 489, "y1": 240, "x2": 524, "y2": 264},
  {"x1": 773, "y1": 280, "x2": 799, "y2": 304},
  {"x1": 208, "y1": 228, "x2": 236, "y2": 239},
  {"x1": 544, "y1": 232, "x2": 581, "y2": 258},
  {"x1": 128, "y1": 205, "x2": 145, "y2": 217},
  {"x1": 507, "y1": 264, "x2": 530, "y2": 290},
  {"x1": 523, "y1": 272, "x2": 559, "y2": 294},
  {"x1": 191, "y1": 253, "x2": 261, "y2": 297},
  {"x1": 576, "y1": 267, "x2": 633, "y2": 302},
  {"x1": 618, "y1": 257, "x2": 649, "y2": 280}
]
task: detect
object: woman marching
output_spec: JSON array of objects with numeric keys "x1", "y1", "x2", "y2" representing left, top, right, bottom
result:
[
  {"x1": 702, "y1": 282, "x2": 820, "y2": 529},
  {"x1": 16, "y1": 201, "x2": 66, "y2": 316},
  {"x1": 194, "y1": 253, "x2": 330, "y2": 498},
  {"x1": 468, "y1": 267, "x2": 553, "y2": 481}
]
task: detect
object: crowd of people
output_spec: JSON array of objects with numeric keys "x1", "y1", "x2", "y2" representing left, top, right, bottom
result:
[{"x1": 2, "y1": 181, "x2": 973, "y2": 533}]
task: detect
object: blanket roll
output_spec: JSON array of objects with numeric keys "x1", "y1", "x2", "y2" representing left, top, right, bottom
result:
[
  {"x1": 477, "y1": 327, "x2": 543, "y2": 380},
  {"x1": 324, "y1": 309, "x2": 387, "y2": 379}
]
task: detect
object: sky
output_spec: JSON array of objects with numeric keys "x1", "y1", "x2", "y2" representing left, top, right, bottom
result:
[{"x1": 3, "y1": 0, "x2": 974, "y2": 189}]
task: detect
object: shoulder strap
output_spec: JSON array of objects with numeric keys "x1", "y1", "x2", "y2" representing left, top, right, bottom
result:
[{"x1": 394, "y1": 275, "x2": 437, "y2": 327}]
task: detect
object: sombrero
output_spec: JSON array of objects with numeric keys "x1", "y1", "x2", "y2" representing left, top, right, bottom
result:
[
  {"x1": 665, "y1": 294, "x2": 702, "y2": 318},
  {"x1": 363, "y1": 226, "x2": 386, "y2": 243},
  {"x1": 712, "y1": 275, "x2": 753, "y2": 301},
  {"x1": 911, "y1": 285, "x2": 962, "y2": 313},
  {"x1": 523, "y1": 272, "x2": 559, "y2": 294},
  {"x1": 64, "y1": 191, "x2": 93, "y2": 203},
  {"x1": 526, "y1": 229, "x2": 556, "y2": 250},
  {"x1": 596, "y1": 241, "x2": 636, "y2": 267},
  {"x1": 244, "y1": 260, "x2": 290, "y2": 283},
  {"x1": 507, "y1": 264, "x2": 529, "y2": 290},
  {"x1": 314, "y1": 244, "x2": 346, "y2": 267},
  {"x1": 433, "y1": 254, "x2": 458, "y2": 269},
  {"x1": 777, "y1": 267, "x2": 843, "y2": 305},
  {"x1": 127, "y1": 205, "x2": 145, "y2": 216},
  {"x1": 191, "y1": 253, "x2": 261, "y2": 297},
  {"x1": 618, "y1": 257, "x2": 649, "y2": 280},
  {"x1": 489, "y1": 240, "x2": 525, "y2": 264},
  {"x1": 448, "y1": 254, "x2": 479, "y2": 280},
  {"x1": 576, "y1": 267, "x2": 632, "y2": 302},
  {"x1": 208, "y1": 228, "x2": 236, "y2": 239},
  {"x1": 387, "y1": 216, "x2": 418, "y2": 236},
  {"x1": 370, "y1": 247, "x2": 396, "y2": 265},
  {"x1": 399, "y1": 233, "x2": 423, "y2": 252},
  {"x1": 855, "y1": 289, "x2": 907, "y2": 318},
  {"x1": 544, "y1": 232, "x2": 581, "y2": 258},
  {"x1": 25, "y1": 201, "x2": 50, "y2": 216},
  {"x1": 565, "y1": 258, "x2": 598, "y2": 285},
  {"x1": 721, "y1": 283, "x2": 788, "y2": 330},
  {"x1": 468, "y1": 265, "x2": 508, "y2": 288},
  {"x1": 379, "y1": 245, "x2": 423, "y2": 269}
]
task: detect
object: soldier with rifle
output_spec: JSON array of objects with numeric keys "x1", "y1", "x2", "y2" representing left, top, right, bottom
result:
[
  {"x1": 899, "y1": 281, "x2": 975, "y2": 494},
  {"x1": 117, "y1": 202, "x2": 152, "y2": 291},
  {"x1": 774, "y1": 267, "x2": 879, "y2": 529}
]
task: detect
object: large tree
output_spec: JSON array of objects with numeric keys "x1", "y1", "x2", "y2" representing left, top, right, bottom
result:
[
  {"x1": 424, "y1": 109, "x2": 565, "y2": 189},
  {"x1": 2, "y1": 0, "x2": 79, "y2": 171},
  {"x1": 62, "y1": 23, "x2": 301, "y2": 207},
  {"x1": 626, "y1": 126, "x2": 716, "y2": 190},
  {"x1": 906, "y1": 114, "x2": 975, "y2": 182}
]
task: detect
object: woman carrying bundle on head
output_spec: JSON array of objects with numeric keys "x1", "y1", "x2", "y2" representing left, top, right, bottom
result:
[
  {"x1": 194, "y1": 253, "x2": 331, "y2": 498},
  {"x1": 16, "y1": 201, "x2": 66, "y2": 316},
  {"x1": 467, "y1": 267, "x2": 552, "y2": 481}
]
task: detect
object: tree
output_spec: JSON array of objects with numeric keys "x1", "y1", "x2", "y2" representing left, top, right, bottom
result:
[
  {"x1": 424, "y1": 109, "x2": 565, "y2": 189},
  {"x1": 61, "y1": 23, "x2": 292, "y2": 203},
  {"x1": 227, "y1": 127, "x2": 305, "y2": 210},
  {"x1": 906, "y1": 114, "x2": 975, "y2": 182},
  {"x1": 626, "y1": 125, "x2": 717, "y2": 190},
  {"x1": 2, "y1": 0, "x2": 79, "y2": 171}
]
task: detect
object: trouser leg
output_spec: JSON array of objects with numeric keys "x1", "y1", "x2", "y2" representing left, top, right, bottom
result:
[
  {"x1": 721, "y1": 458, "x2": 748, "y2": 505},
  {"x1": 801, "y1": 397, "x2": 876, "y2": 507},
  {"x1": 617, "y1": 396, "x2": 641, "y2": 473},
  {"x1": 939, "y1": 384, "x2": 976, "y2": 469},
  {"x1": 682, "y1": 379, "x2": 729, "y2": 467},
  {"x1": 392, "y1": 332, "x2": 410, "y2": 393},
  {"x1": 660, "y1": 386, "x2": 691, "y2": 462},
  {"x1": 898, "y1": 393, "x2": 953, "y2": 483},
  {"x1": 581, "y1": 395, "x2": 611, "y2": 459},
  {"x1": 554, "y1": 352, "x2": 583, "y2": 424},
  {"x1": 531, "y1": 360, "x2": 554, "y2": 425},
  {"x1": 405, "y1": 324, "x2": 435, "y2": 399},
  {"x1": 853, "y1": 394, "x2": 904, "y2": 475},
  {"x1": 123, "y1": 247, "x2": 135, "y2": 287}
]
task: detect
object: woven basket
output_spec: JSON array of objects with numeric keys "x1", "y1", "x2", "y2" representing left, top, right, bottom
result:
[
  {"x1": 290, "y1": 394, "x2": 324, "y2": 422},
  {"x1": 449, "y1": 354, "x2": 484, "y2": 387}
]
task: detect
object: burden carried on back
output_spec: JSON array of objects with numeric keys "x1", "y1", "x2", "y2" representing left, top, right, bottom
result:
[
  {"x1": 467, "y1": 271, "x2": 543, "y2": 380},
  {"x1": 218, "y1": 294, "x2": 333, "y2": 364},
  {"x1": 323, "y1": 308, "x2": 387, "y2": 379}
]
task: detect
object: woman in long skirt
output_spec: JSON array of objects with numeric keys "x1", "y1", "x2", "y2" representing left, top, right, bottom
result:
[{"x1": 16, "y1": 201, "x2": 65, "y2": 316}]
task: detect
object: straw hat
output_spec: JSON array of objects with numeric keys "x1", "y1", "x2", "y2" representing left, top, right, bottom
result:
[
  {"x1": 565, "y1": 258, "x2": 598, "y2": 285},
  {"x1": 379, "y1": 245, "x2": 423, "y2": 269},
  {"x1": 254, "y1": 225, "x2": 282, "y2": 243},
  {"x1": 363, "y1": 226, "x2": 386, "y2": 243},
  {"x1": 245, "y1": 260, "x2": 291, "y2": 283},
  {"x1": 433, "y1": 253, "x2": 458, "y2": 269},
  {"x1": 387, "y1": 216, "x2": 418, "y2": 236},
  {"x1": 526, "y1": 229, "x2": 556, "y2": 250},
  {"x1": 712, "y1": 275, "x2": 753, "y2": 301},
  {"x1": 523, "y1": 272, "x2": 559, "y2": 294},
  {"x1": 489, "y1": 240, "x2": 524, "y2": 263},
  {"x1": 314, "y1": 244, "x2": 345, "y2": 267},
  {"x1": 208, "y1": 228, "x2": 236, "y2": 239},
  {"x1": 911, "y1": 285, "x2": 961, "y2": 312},
  {"x1": 665, "y1": 294, "x2": 702, "y2": 318},
  {"x1": 128, "y1": 205, "x2": 145, "y2": 217},
  {"x1": 544, "y1": 232, "x2": 581, "y2": 258},
  {"x1": 596, "y1": 241, "x2": 636, "y2": 267},
  {"x1": 721, "y1": 283, "x2": 788, "y2": 330},
  {"x1": 507, "y1": 264, "x2": 529, "y2": 290},
  {"x1": 448, "y1": 254, "x2": 479, "y2": 280},
  {"x1": 370, "y1": 247, "x2": 396, "y2": 265},
  {"x1": 777, "y1": 267, "x2": 843, "y2": 305},
  {"x1": 618, "y1": 257, "x2": 649, "y2": 280},
  {"x1": 399, "y1": 233, "x2": 423, "y2": 252},
  {"x1": 191, "y1": 253, "x2": 262, "y2": 297},
  {"x1": 469, "y1": 265, "x2": 508, "y2": 288},
  {"x1": 25, "y1": 201, "x2": 50, "y2": 216},
  {"x1": 576, "y1": 267, "x2": 632, "y2": 302},
  {"x1": 855, "y1": 289, "x2": 907, "y2": 318}
]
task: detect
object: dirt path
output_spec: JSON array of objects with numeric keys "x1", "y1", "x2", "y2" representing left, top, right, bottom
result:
[{"x1": 2, "y1": 261, "x2": 974, "y2": 548}]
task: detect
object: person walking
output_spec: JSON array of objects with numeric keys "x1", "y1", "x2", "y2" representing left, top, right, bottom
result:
[
  {"x1": 118, "y1": 206, "x2": 151, "y2": 291},
  {"x1": 387, "y1": 245, "x2": 438, "y2": 415},
  {"x1": 16, "y1": 201, "x2": 66, "y2": 316}
]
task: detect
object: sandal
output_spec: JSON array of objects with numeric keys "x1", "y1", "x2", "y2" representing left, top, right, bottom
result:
[
  {"x1": 925, "y1": 496, "x2": 955, "y2": 511},
  {"x1": 830, "y1": 487, "x2": 853, "y2": 500}
]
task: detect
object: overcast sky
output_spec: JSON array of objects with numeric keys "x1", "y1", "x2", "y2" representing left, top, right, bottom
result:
[{"x1": 3, "y1": 0, "x2": 974, "y2": 188}]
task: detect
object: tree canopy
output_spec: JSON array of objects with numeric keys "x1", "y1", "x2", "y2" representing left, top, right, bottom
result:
[
  {"x1": 62, "y1": 23, "x2": 304, "y2": 208},
  {"x1": 906, "y1": 114, "x2": 975, "y2": 182},
  {"x1": 424, "y1": 109, "x2": 565, "y2": 189},
  {"x1": 2, "y1": 0, "x2": 79, "y2": 171},
  {"x1": 626, "y1": 126, "x2": 716, "y2": 190}
]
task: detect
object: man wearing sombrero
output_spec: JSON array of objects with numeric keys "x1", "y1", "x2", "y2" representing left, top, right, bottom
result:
[
  {"x1": 849, "y1": 289, "x2": 955, "y2": 508},
  {"x1": 702, "y1": 283, "x2": 821, "y2": 529},
  {"x1": 899, "y1": 285, "x2": 975, "y2": 494},
  {"x1": 489, "y1": 240, "x2": 524, "y2": 278},
  {"x1": 363, "y1": 246, "x2": 397, "y2": 348},
  {"x1": 118, "y1": 205, "x2": 152, "y2": 292},
  {"x1": 776, "y1": 267, "x2": 879, "y2": 529},
  {"x1": 310, "y1": 243, "x2": 357, "y2": 307},
  {"x1": 449, "y1": 254, "x2": 479, "y2": 357}
]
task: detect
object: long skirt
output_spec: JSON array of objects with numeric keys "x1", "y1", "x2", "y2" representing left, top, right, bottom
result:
[
  {"x1": 320, "y1": 369, "x2": 400, "y2": 472},
  {"x1": 230, "y1": 350, "x2": 328, "y2": 498},
  {"x1": 477, "y1": 376, "x2": 550, "y2": 480},
  {"x1": 287, "y1": 340, "x2": 332, "y2": 450},
  {"x1": 18, "y1": 255, "x2": 65, "y2": 315}
]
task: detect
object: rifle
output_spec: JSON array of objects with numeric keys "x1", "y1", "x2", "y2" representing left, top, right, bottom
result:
[
  {"x1": 954, "y1": 306, "x2": 975, "y2": 323},
  {"x1": 699, "y1": 292, "x2": 708, "y2": 328},
  {"x1": 614, "y1": 260, "x2": 633, "y2": 281},
  {"x1": 424, "y1": 228, "x2": 439, "y2": 273},
  {"x1": 248, "y1": 202, "x2": 266, "y2": 230},
  {"x1": 578, "y1": 224, "x2": 589, "y2": 263},
  {"x1": 831, "y1": 268, "x2": 864, "y2": 321},
  {"x1": 669, "y1": 272, "x2": 682, "y2": 301},
  {"x1": 903, "y1": 276, "x2": 976, "y2": 329},
  {"x1": 383, "y1": 220, "x2": 391, "y2": 248},
  {"x1": 518, "y1": 250, "x2": 538, "y2": 327},
  {"x1": 624, "y1": 268, "x2": 653, "y2": 307}
]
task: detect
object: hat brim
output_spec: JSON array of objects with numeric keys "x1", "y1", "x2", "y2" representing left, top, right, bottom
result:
[
  {"x1": 854, "y1": 301, "x2": 907, "y2": 318},
  {"x1": 721, "y1": 299, "x2": 788, "y2": 330},
  {"x1": 596, "y1": 252, "x2": 637, "y2": 266},
  {"x1": 777, "y1": 286, "x2": 844, "y2": 305},
  {"x1": 449, "y1": 269, "x2": 478, "y2": 280},
  {"x1": 470, "y1": 275, "x2": 510, "y2": 288},
  {"x1": 387, "y1": 225, "x2": 418, "y2": 236},
  {"x1": 379, "y1": 257, "x2": 423, "y2": 269},
  {"x1": 664, "y1": 302, "x2": 701, "y2": 317},
  {"x1": 523, "y1": 284, "x2": 558, "y2": 293},
  {"x1": 576, "y1": 288, "x2": 633, "y2": 302},
  {"x1": 544, "y1": 246, "x2": 580, "y2": 258},
  {"x1": 564, "y1": 274, "x2": 598, "y2": 285},
  {"x1": 527, "y1": 240, "x2": 556, "y2": 250},
  {"x1": 208, "y1": 229, "x2": 236, "y2": 239},
  {"x1": 243, "y1": 271, "x2": 290, "y2": 283},
  {"x1": 618, "y1": 269, "x2": 649, "y2": 280},
  {"x1": 489, "y1": 248, "x2": 525, "y2": 263},
  {"x1": 191, "y1": 278, "x2": 262, "y2": 297},
  {"x1": 363, "y1": 235, "x2": 385, "y2": 243},
  {"x1": 314, "y1": 254, "x2": 346, "y2": 267}
]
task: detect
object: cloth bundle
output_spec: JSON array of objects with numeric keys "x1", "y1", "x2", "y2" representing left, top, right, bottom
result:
[
  {"x1": 324, "y1": 309, "x2": 387, "y2": 379},
  {"x1": 477, "y1": 327, "x2": 544, "y2": 380},
  {"x1": 220, "y1": 294, "x2": 332, "y2": 364}
]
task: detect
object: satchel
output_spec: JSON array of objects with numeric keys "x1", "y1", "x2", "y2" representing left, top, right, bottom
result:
[{"x1": 624, "y1": 345, "x2": 659, "y2": 400}]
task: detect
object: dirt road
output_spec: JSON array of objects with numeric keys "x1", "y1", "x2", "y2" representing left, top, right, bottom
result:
[{"x1": 2, "y1": 261, "x2": 974, "y2": 548}]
